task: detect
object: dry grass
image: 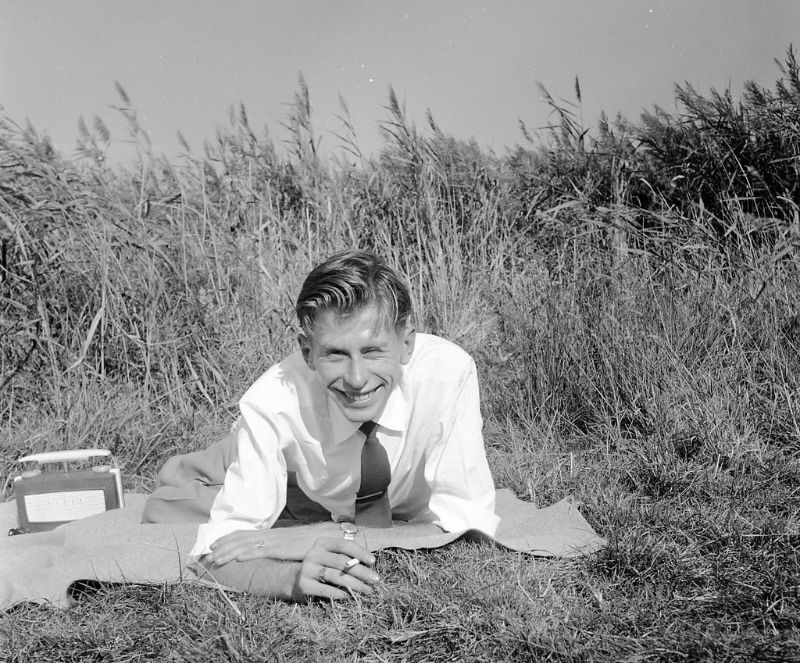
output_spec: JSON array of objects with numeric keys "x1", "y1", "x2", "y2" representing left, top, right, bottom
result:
[{"x1": 2, "y1": 60, "x2": 800, "y2": 661}]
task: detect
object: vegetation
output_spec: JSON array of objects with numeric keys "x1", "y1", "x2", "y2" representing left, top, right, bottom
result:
[{"x1": 1, "y1": 49, "x2": 799, "y2": 662}]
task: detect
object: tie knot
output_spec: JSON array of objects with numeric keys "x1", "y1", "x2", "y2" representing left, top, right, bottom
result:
[{"x1": 359, "y1": 421, "x2": 378, "y2": 438}]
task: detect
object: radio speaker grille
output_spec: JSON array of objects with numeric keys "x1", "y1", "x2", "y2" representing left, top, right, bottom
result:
[{"x1": 24, "y1": 490, "x2": 107, "y2": 522}]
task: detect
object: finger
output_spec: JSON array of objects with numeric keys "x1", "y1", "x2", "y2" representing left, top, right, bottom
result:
[
  {"x1": 341, "y1": 560, "x2": 381, "y2": 587},
  {"x1": 292, "y1": 564, "x2": 350, "y2": 601},
  {"x1": 312, "y1": 584, "x2": 349, "y2": 601},
  {"x1": 314, "y1": 559, "x2": 379, "y2": 595},
  {"x1": 329, "y1": 573, "x2": 375, "y2": 596},
  {"x1": 296, "y1": 571, "x2": 348, "y2": 601},
  {"x1": 337, "y1": 545, "x2": 376, "y2": 568},
  {"x1": 311, "y1": 564, "x2": 374, "y2": 598},
  {"x1": 231, "y1": 537, "x2": 271, "y2": 562},
  {"x1": 334, "y1": 556, "x2": 381, "y2": 587},
  {"x1": 341, "y1": 557, "x2": 361, "y2": 574},
  {"x1": 206, "y1": 542, "x2": 251, "y2": 565},
  {"x1": 304, "y1": 538, "x2": 377, "y2": 568},
  {"x1": 207, "y1": 537, "x2": 268, "y2": 565},
  {"x1": 317, "y1": 546, "x2": 381, "y2": 587},
  {"x1": 306, "y1": 549, "x2": 380, "y2": 587}
]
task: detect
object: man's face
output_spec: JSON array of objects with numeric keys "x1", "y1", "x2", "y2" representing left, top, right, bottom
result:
[{"x1": 299, "y1": 304, "x2": 415, "y2": 423}]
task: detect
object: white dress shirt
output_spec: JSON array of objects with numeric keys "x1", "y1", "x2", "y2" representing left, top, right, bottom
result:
[{"x1": 191, "y1": 333, "x2": 499, "y2": 556}]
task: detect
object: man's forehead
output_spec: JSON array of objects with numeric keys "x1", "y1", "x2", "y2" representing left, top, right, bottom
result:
[{"x1": 312, "y1": 304, "x2": 397, "y2": 335}]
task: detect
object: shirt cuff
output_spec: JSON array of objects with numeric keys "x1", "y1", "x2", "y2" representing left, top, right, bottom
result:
[{"x1": 429, "y1": 494, "x2": 500, "y2": 537}]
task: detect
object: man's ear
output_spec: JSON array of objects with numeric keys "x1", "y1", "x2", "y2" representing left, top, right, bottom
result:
[
  {"x1": 399, "y1": 321, "x2": 416, "y2": 365},
  {"x1": 298, "y1": 331, "x2": 315, "y2": 370}
]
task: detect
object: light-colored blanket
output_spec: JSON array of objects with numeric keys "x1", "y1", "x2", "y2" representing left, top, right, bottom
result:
[{"x1": 0, "y1": 490, "x2": 605, "y2": 610}]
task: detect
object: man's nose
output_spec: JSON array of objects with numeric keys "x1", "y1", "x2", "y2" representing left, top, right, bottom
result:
[{"x1": 344, "y1": 357, "x2": 367, "y2": 388}]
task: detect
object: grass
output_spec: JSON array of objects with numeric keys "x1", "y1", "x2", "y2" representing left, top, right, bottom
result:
[{"x1": 2, "y1": 54, "x2": 800, "y2": 661}]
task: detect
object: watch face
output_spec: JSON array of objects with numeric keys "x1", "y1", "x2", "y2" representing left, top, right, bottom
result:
[{"x1": 341, "y1": 522, "x2": 358, "y2": 538}]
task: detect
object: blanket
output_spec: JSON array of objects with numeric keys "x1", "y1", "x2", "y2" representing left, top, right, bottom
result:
[{"x1": 0, "y1": 490, "x2": 605, "y2": 610}]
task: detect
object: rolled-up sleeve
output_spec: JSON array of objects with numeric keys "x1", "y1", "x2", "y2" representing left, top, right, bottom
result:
[
  {"x1": 190, "y1": 404, "x2": 288, "y2": 557},
  {"x1": 423, "y1": 360, "x2": 500, "y2": 537}
]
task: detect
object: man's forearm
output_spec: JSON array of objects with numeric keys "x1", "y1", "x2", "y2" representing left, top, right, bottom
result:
[
  {"x1": 193, "y1": 522, "x2": 444, "y2": 601},
  {"x1": 196, "y1": 556, "x2": 300, "y2": 600}
]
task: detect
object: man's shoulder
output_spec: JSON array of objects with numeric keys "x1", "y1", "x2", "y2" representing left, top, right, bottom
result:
[
  {"x1": 407, "y1": 333, "x2": 476, "y2": 377},
  {"x1": 240, "y1": 351, "x2": 313, "y2": 407}
]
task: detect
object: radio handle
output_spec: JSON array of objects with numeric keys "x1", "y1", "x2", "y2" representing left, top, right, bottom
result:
[{"x1": 17, "y1": 449, "x2": 113, "y2": 465}]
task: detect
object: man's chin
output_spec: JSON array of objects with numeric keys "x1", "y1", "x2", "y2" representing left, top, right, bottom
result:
[{"x1": 333, "y1": 390, "x2": 386, "y2": 423}]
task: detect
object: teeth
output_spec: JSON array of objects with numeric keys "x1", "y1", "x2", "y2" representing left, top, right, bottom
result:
[{"x1": 345, "y1": 390, "x2": 375, "y2": 402}]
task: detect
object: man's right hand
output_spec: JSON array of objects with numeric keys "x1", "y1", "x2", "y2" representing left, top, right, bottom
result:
[{"x1": 290, "y1": 536, "x2": 380, "y2": 601}]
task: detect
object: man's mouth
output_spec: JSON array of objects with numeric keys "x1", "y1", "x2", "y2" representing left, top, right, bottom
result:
[{"x1": 339, "y1": 386, "x2": 381, "y2": 403}]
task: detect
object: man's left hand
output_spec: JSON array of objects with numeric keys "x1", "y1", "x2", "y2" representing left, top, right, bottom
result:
[{"x1": 205, "y1": 523, "x2": 341, "y2": 564}]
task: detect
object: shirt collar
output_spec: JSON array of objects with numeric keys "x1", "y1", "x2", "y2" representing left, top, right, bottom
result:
[
  {"x1": 328, "y1": 382, "x2": 409, "y2": 444},
  {"x1": 376, "y1": 382, "x2": 408, "y2": 433}
]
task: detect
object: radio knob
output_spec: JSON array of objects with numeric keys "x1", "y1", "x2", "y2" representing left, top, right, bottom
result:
[{"x1": 92, "y1": 465, "x2": 111, "y2": 473}]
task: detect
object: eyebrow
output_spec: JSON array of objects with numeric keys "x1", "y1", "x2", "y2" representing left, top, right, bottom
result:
[
  {"x1": 319, "y1": 343, "x2": 387, "y2": 355},
  {"x1": 318, "y1": 345, "x2": 346, "y2": 355}
]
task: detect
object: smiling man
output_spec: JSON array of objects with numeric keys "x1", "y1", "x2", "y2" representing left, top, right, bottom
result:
[{"x1": 144, "y1": 249, "x2": 498, "y2": 601}]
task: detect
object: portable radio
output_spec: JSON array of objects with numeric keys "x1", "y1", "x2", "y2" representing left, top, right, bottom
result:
[{"x1": 12, "y1": 449, "x2": 124, "y2": 534}]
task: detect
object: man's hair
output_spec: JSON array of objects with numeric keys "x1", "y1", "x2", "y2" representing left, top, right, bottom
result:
[{"x1": 295, "y1": 249, "x2": 414, "y2": 334}]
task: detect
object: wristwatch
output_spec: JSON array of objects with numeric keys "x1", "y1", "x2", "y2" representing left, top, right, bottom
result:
[{"x1": 340, "y1": 522, "x2": 358, "y2": 540}]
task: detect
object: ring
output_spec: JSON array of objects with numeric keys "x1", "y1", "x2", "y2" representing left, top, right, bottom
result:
[
  {"x1": 317, "y1": 567, "x2": 328, "y2": 584},
  {"x1": 255, "y1": 539, "x2": 265, "y2": 549},
  {"x1": 341, "y1": 557, "x2": 360, "y2": 574}
]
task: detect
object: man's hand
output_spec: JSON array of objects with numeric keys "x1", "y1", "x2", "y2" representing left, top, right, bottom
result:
[
  {"x1": 289, "y1": 536, "x2": 380, "y2": 601},
  {"x1": 205, "y1": 523, "x2": 339, "y2": 564},
  {"x1": 201, "y1": 527, "x2": 380, "y2": 601}
]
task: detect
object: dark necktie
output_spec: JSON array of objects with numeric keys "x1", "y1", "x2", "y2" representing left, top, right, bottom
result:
[{"x1": 355, "y1": 421, "x2": 392, "y2": 527}]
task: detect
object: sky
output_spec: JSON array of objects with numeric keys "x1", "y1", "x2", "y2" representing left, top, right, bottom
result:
[{"x1": 1, "y1": 1, "x2": 798, "y2": 163}]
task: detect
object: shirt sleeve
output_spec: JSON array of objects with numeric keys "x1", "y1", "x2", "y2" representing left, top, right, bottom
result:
[
  {"x1": 423, "y1": 358, "x2": 500, "y2": 537},
  {"x1": 190, "y1": 403, "x2": 288, "y2": 557}
]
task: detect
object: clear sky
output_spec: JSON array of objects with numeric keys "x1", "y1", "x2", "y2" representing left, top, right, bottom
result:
[{"x1": 1, "y1": 1, "x2": 798, "y2": 163}]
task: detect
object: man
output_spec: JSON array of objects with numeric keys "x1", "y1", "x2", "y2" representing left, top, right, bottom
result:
[{"x1": 144, "y1": 249, "x2": 498, "y2": 601}]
